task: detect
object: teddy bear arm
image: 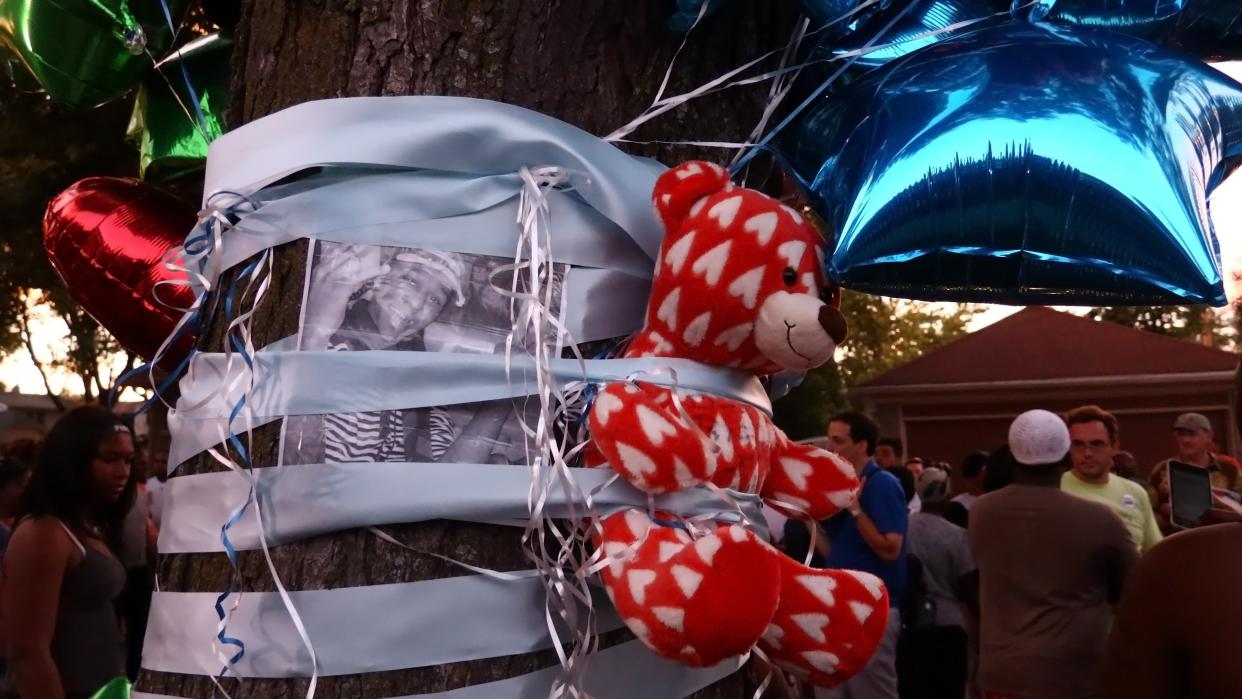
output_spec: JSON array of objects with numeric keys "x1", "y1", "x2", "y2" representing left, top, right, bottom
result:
[
  {"x1": 596, "y1": 508, "x2": 783, "y2": 667},
  {"x1": 587, "y1": 381, "x2": 718, "y2": 494},
  {"x1": 761, "y1": 434, "x2": 861, "y2": 521}
]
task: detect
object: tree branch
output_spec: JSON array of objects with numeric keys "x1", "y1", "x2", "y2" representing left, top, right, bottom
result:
[
  {"x1": 17, "y1": 290, "x2": 65, "y2": 413},
  {"x1": 105, "y1": 352, "x2": 139, "y2": 404}
]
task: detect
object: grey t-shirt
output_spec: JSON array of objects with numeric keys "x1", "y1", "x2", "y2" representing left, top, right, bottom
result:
[
  {"x1": 970, "y1": 484, "x2": 1138, "y2": 699},
  {"x1": 907, "y1": 511, "x2": 975, "y2": 629},
  {"x1": 118, "y1": 491, "x2": 150, "y2": 569}
]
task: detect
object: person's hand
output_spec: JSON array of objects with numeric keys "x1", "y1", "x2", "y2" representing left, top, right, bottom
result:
[
  {"x1": 302, "y1": 245, "x2": 390, "y2": 349},
  {"x1": 1201, "y1": 491, "x2": 1242, "y2": 525},
  {"x1": 847, "y1": 477, "x2": 866, "y2": 517},
  {"x1": 1201, "y1": 507, "x2": 1242, "y2": 525},
  {"x1": 812, "y1": 521, "x2": 830, "y2": 558}
]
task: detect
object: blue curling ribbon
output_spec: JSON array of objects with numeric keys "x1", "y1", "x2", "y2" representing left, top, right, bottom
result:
[
  {"x1": 571, "y1": 342, "x2": 627, "y2": 433},
  {"x1": 107, "y1": 192, "x2": 258, "y2": 433},
  {"x1": 155, "y1": 0, "x2": 210, "y2": 135},
  {"x1": 106, "y1": 302, "x2": 204, "y2": 415},
  {"x1": 211, "y1": 254, "x2": 266, "y2": 681}
]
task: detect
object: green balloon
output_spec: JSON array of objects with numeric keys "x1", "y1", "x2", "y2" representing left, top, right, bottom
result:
[
  {"x1": 128, "y1": 32, "x2": 229, "y2": 181},
  {"x1": 88, "y1": 677, "x2": 131, "y2": 699},
  {"x1": 0, "y1": 0, "x2": 189, "y2": 107}
]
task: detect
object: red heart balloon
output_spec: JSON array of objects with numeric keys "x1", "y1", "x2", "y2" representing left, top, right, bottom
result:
[{"x1": 43, "y1": 177, "x2": 198, "y2": 369}]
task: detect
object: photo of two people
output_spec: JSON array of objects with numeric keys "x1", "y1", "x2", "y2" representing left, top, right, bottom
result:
[{"x1": 280, "y1": 240, "x2": 567, "y2": 467}]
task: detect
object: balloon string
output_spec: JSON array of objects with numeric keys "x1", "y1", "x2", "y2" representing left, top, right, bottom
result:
[
  {"x1": 205, "y1": 247, "x2": 320, "y2": 699},
  {"x1": 155, "y1": 0, "x2": 211, "y2": 136},
  {"x1": 603, "y1": 0, "x2": 886, "y2": 143},
  {"x1": 367, "y1": 527, "x2": 541, "y2": 581},
  {"x1": 501, "y1": 164, "x2": 618, "y2": 697},
  {"x1": 731, "y1": 15, "x2": 811, "y2": 170},
  {"x1": 108, "y1": 192, "x2": 261, "y2": 420},
  {"x1": 606, "y1": 0, "x2": 1022, "y2": 164},
  {"x1": 732, "y1": 0, "x2": 1039, "y2": 173},
  {"x1": 206, "y1": 256, "x2": 264, "y2": 690}
]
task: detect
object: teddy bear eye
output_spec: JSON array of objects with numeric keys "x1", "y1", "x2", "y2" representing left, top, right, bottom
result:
[{"x1": 782, "y1": 267, "x2": 797, "y2": 287}]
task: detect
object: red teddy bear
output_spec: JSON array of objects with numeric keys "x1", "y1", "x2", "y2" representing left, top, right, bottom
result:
[{"x1": 587, "y1": 161, "x2": 890, "y2": 688}]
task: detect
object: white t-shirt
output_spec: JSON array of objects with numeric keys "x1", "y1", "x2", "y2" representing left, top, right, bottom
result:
[
  {"x1": 762, "y1": 506, "x2": 789, "y2": 545},
  {"x1": 145, "y1": 477, "x2": 165, "y2": 529},
  {"x1": 950, "y1": 492, "x2": 977, "y2": 510}
]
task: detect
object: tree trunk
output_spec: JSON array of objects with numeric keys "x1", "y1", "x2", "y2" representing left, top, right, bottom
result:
[{"x1": 139, "y1": 2, "x2": 797, "y2": 696}]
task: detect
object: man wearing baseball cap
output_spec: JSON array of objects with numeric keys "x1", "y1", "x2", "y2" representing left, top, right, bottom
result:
[
  {"x1": 1148, "y1": 412, "x2": 1242, "y2": 534},
  {"x1": 970, "y1": 410, "x2": 1138, "y2": 699}
]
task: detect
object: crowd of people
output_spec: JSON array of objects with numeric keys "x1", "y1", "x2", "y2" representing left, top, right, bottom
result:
[
  {"x1": 0, "y1": 407, "x2": 168, "y2": 699},
  {"x1": 777, "y1": 407, "x2": 1242, "y2": 699},
  {"x1": 0, "y1": 397, "x2": 1240, "y2": 698}
]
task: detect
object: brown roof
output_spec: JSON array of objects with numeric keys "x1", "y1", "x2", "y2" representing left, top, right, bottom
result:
[{"x1": 862, "y1": 307, "x2": 1238, "y2": 387}]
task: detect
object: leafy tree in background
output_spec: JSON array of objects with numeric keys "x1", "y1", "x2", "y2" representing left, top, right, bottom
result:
[
  {"x1": 0, "y1": 60, "x2": 149, "y2": 403},
  {"x1": 1087, "y1": 305, "x2": 1231, "y2": 349},
  {"x1": 774, "y1": 291, "x2": 979, "y2": 439}
]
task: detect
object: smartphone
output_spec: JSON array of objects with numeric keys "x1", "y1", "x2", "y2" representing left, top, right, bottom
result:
[{"x1": 1168, "y1": 460, "x2": 1213, "y2": 528}]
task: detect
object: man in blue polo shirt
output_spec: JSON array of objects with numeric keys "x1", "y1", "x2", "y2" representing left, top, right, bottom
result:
[{"x1": 785, "y1": 411, "x2": 907, "y2": 699}]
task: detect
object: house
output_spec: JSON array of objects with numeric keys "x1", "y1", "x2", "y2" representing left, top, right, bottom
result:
[
  {"x1": 853, "y1": 307, "x2": 1239, "y2": 476},
  {"x1": 0, "y1": 392, "x2": 79, "y2": 443},
  {"x1": 0, "y1": 391, "x2": 151, "y2": 445}
]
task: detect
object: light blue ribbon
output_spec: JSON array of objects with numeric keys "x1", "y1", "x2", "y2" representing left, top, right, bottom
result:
[
  {"x1": 203, "y1": 97, "x2": 666, "y2": 257},
  {"x1": 158, "y1": 462, "x2": 767, "y2": 554},
  {"x1": 133, "y1": 640, "x2": 738, "y2": 699},
  {"x1": 168, "y1": 350, "x2": 772, "y2": 469},
  {"x1": 142, "y1": 575, "x2": 624, "y2": 677},
  {"x1": 207, "y1": 171, "x2": 656, "y2": 281},
  {"x1": 157, "y1": 96, "x2": 753, "y2": 694}
]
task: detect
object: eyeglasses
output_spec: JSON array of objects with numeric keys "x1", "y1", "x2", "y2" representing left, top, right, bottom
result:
[{"x1": 1070, "y1": 440, "x2": 1110, "y2": 450}]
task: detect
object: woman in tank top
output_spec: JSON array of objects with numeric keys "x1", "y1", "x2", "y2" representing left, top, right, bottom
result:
[{"x1": 2, "y1": 406, "x2": 134, "y2": 699}]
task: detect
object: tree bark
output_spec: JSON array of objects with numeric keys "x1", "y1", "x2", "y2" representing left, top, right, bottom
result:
[{"x1": 139, "y1": 2, "x2": 797, "y2": 696}]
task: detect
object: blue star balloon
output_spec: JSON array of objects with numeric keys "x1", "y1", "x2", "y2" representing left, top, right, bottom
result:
[
  {"x1": 801, "y1": 0, "x2": 875, "y2": 30},
  {"x1": 1172, "y1": 1, "x2": 1242, "y2": 60},
  {"x1": 1029, "y1": 0, "x2": 1182, "y2": 38},
  {"x1": 1026, "y1": 0, "x2": 1242, "y2": 60},
  {"x1": 816, "y1": 0, "x2": 1002, "y2": 69},
  {"x1": 807, "y1": 1, "x2": 1242, "y2": 66},
  {"x1": 776, "y1": 20, "x2": 1242, "y2": 305}
]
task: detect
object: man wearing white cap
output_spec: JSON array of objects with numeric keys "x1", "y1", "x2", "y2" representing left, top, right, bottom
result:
[{"x1": 969, "y1": 410, "x2": 1138, "y2": 699}]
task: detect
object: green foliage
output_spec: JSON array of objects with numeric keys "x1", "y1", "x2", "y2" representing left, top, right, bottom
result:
[
  {"x1": 1086, "y1": 305, "x2": 1230, "y2": 348},
  {"x1": 774, "y1": 292, "x2": 979, "y2": 439}
]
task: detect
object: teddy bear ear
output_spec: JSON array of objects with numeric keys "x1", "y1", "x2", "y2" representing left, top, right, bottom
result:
[{"x1": 652, "y1": 161, "x2": 732, "y2": 234}]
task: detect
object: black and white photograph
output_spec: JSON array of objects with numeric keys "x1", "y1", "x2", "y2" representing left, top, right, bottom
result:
[{"x1": 281, "y1": 241, "x2": 567, "y2": 466}]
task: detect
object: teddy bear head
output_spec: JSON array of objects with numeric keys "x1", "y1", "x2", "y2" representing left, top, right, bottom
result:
[{"x1": 624, "y1": 161, "x2": 847, "y2": 375}]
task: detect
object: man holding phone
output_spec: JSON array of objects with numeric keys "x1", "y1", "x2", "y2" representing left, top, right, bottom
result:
[
  {"x1": 1099, "y1": 371, "x2": 1242, "y2": 698},
  {"x1": 1148, "y1": 413, "x2": 1241, "y2": 533}
]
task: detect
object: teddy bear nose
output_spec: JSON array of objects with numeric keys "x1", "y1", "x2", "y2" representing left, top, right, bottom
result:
[{"x1": 818, "y1": 305, "x2": 848, "y2": 345}]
